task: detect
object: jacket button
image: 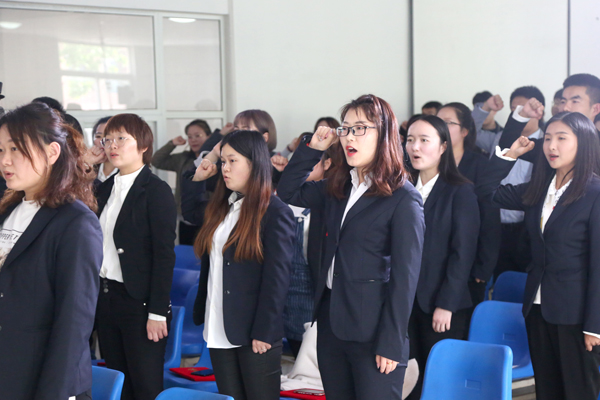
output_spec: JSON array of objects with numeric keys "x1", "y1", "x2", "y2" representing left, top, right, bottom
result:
[
  {"x1": 117, "y1": 248, "x2": 125, "y2": 254},
  {"x1": 225, "y1": 290, "x2": 230, "y2": 295},
  {"x1": 0, "y1": 293, "x2": 3, "y2": 298},
  {"x1": 226, "y1": 261, "x2": 230, "y2": 266},
  {"x1": 333, "y1": 272, "x2": 339, "y2": 277}
]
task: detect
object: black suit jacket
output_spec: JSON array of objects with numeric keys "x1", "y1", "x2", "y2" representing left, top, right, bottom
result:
[
  {"x1": 278, "y1": 140, "x2": 425, "y2": 365},
  {"x1": 478, "y1": 152, "x2": 600, "y2": 333},
  {"x1": 458, "y1": 150, "x2": 502, "y2": 281},
  {"x1": 186, "y1": 180, "x2": 295, "y2": 346},
  {"x1": 0, "y1": 200, "x2": 102, "y2": 400},
  {"x1": 95, "y1": 165, "x2": 177, "y2": 316},
  {"x1": 416, "y1": 178, "x2": 480, "y2": 314}
]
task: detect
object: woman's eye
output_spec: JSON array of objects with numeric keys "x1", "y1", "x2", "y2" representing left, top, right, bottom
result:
[{"x1": 11, "y1": 147, "x2": 18, "y2": 152}]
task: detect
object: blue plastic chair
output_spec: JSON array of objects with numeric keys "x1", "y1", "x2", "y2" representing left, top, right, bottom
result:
[
  {"x1": 156, "y1": 387, "x2": 233, "y2": 399},
  {"x1": 492, "y1": 271, "x2": 527, "y2": 303},
  {"x1": 181, "y1": 284, "x2": 205, "y2": 357},
  {"x1": 175, "y1": 245, "x2": 201, "y2": 270},
  {"x1": 165, "y1": 306, "x2": 186, "y2": 370},
  {"x1": 469, "y1": 300, "x2": 533, "y2": 380},
  {"x1": 92, "y1": 366, "x2": 125, "y2": 400},
  {"x1": 164, "y1": 333, "x2": 216, "y2": 391},
  {"x1": 420, "y1": 339, "x2": 513, "y2": 400},
  {"x1": 171, "y1": 268, "x2": 201, "y2": 307}
]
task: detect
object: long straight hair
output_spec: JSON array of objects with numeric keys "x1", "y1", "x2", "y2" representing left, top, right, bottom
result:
[
  {"x1": 441, "y1": 102, "x2": 478, "y2": 151},
  {"x1": 522, "y1": 112, "x2": 600, "y2": 206},
  {"x1": 406, "y1": 115, "x2": 470, "y2": 185},
  {"x1": 327, "y1": 94, "x2": 408, "y2": 199},
  {"x1": 194, "y1": 130, "x2": 272, "y2": 262}
]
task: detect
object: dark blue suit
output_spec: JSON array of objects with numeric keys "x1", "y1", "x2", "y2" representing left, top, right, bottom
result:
[
  {"x1": 0, "y1": 200, "x2": 102, "y2": 400},
  {"x1": 278, "y1": 139, "x2": 425, "y2": 400}
]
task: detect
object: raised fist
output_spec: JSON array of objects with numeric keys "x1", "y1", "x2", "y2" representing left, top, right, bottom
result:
[
  {"x1": 193, "y1": 158, "x2": 218, "y2": 182},
  {"x1": 505, "y1": 136, "x2": 535, "y2": 160},
  {"x1": 271, "y1": 154, "x2": 289, "y2": 172},
  {"x1": 172, "y1": 136, "x2": 187, "y2": 146},
  {"x1": 221, "y1": 123, "x2": 234, "y2": 136},
  {"x1": 483, "y1": 94, "x2": 504, "y2": 112},
  {"x1": 519, "y1": 98, "x2": 545, "y2": 120},
  {"x1": 309, "y1": 126, "x2": 337, "y2": 151}
]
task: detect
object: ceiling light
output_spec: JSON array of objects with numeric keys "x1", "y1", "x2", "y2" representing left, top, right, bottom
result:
[
  {"x1": 0, "y1": 21, "x2": 22, "y2": 30},
  {"x1": 168, "y1": 18, "x2": 196, "y2": 24}
]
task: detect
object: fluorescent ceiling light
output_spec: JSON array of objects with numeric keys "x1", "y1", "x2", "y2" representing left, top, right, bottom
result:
[
  {"x1": 0, "y1": 21, "x2": 22, "y2": 29},
  {"x1": 168, "y1": 18, "x2": 196, "y2": 24}
]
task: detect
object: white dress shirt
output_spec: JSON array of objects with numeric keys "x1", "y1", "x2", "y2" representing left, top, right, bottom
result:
[
  {"x1": 289, "y1": 205, "x2": 310, "y2": 261},
  {"x1": 327, "y1": 169, "x2": 372, "y2": 289},
  {"x1": 97, "y1": 164, "x2": 118, "y2": 182},
  {"x1": 415, "y1": 173, "x2": 439, "y2": 204},
  {"x1": 99, "y1": 165, "x2": 164, "y2": 321},
  {"x1": 0, "y1": 199, "x2": 41, "y2": 271},
  {"x1": 204, "y1": 192, "x2": 243, "y2": 349}
]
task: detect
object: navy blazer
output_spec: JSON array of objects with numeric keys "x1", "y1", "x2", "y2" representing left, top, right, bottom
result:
[
  {"x1": 478, "y1": 151, "x2": 600, "y2": 333},
  {"x1": 0, "y1": 200, "x2": 102, "y2": 400},
  {"x1": 458, "y1": 150, "x2": 502, "y2": 281},
  {"x1": 183, "y1": 180, "x2": 296, "y2": 346},
  {"x1": 278, "y1": 140, "x2": 425, "y2": 364},
  {"x1": 95, "y1": 165, "x2": 177, "y2": 316},
  {"x1": 416, "y1": 178, "x2": 480, "y2": 314}
]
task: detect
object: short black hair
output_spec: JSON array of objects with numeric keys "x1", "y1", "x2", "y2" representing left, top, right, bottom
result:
[
  {"x1": 563, "y1": 73, "x2": 600, "y2": 105},
  {"x1": 510, "y1": 86, "x2": 545, "y2": 107},
  {"x1": 472, "y1": 91, "x2": 492, "y2": 106},
  {"x1": 422, "y1": 101, "x2": 442, "y2": 111},
  {"x1": 32, "y1": 96, "x2": 65, "y2": 115},
  {"x1": 92, "y1": 116, "x2": 112, "y2": 135},
  {"x1": 554, "y1": 88, "x2": 563, "y2": 100}
]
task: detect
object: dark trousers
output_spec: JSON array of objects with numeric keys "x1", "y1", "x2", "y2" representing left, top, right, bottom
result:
[
  {"x1": 178, "y1": 222, "x2": 200, "y2": 246},
  {"x1": 494, "y1": 222, "x2": 531, "y2": 279},
  {"x1": 209, "y1": 341, "x2": 282, "y2": 400},
  {"x1": 526, "y1": 305, "x2": 600, "y2": 400},
  {"x1": 316, "y1": 290, "x2": 406, "y2": 400},
  {"x1": 96, "y1": 279, "x2": 170, "y2": 400},
  {"x1": 406, "y1": 302, "x2": 469, "y2": 400}
]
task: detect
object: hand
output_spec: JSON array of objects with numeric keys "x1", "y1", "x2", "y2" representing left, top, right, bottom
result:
[
  {"x1": 432, "y1": 307, "x2": 452, "y2": 333},
  {"x1": 309, "y1": 126, "x2": 337, "y2": 151},
  {"x1": 271, "y1": 154, "x2": 289, "y2": 172},
  {"x1": 482, "y1": 94, "x2": 504, "y2": 112},
  {"x1": 376, "y1": 354, "x2": 399, "y2": 374},
  {"x1": 147, "y1": 319, "x2": 168, "y2": 342},
  {"x1": 204, "y1": 141, "x2": 222, "y2": 164},
  {"x1": 585, "y1": 334, "x2": 600, "y2": 351},
  {"x1": 172, "y1": 135, "x2": 187, "y2": 146},
  {"x1": 221, "y1": 122, "x2": 234, "y2": 136},
  {"x1": 288, "y1": 137, "x2": 301, "y2": 152},
  {"x1": 505, "y1": 136, "x2": 535, "y2": 159},
  {"x1": 83, "y1": 145, "x2": 107, "y2": 166},
  {"x1": 252, "y1": 339, "x2": 272, "y2": 355},
  {"x1": 193, "y1": 158, "x2": 218, "y2": 182},
  {"x1": 475, "y1": 278, "x2": 485, "y2": 283},
  {"x1": 519, "y1": 97, "x2": 545, "y2": 120}
]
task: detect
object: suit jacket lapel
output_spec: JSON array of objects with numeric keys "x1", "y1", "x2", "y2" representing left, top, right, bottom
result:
[
  {"x1": 3, "y1": 206, "x2": 58, "y2": 270},
  {"x1": 543, "y1": 184, "x2": 574, "y2": 233},
  {"x1": 115, "y1": 166, "x2": 150, "y2": 230},
  {"x1": 423, "y1": 178, "x2": 446, "y2": 216},
  {"x1": 340, "y1": 195, "x2": 379, "y2": 232}
]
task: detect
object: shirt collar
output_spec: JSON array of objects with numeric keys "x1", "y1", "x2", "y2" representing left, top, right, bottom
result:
[
  {"x1": 228, "y1": 191, "x2": 244, "y2": 208},
  {"x1": 115, "y1": 164, "x2": 145, "y2": 187},
  {"x1": 415, "y1": 173, "x2": 439, "y2": 195},
  {"x1": 349, "y1": 168, "x2": 372, "y2": 189},
  {"x1": 547, "y1": 174, "x2": 572, "y2": 199}
]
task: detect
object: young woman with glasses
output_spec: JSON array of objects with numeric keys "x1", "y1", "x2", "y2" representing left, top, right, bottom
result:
[
  {"x1": 278, "y1": 94, "x2": 425, "y2": 400},
  {"x1": 95, "y1": 114, "x2": 177, "y2": 400}
]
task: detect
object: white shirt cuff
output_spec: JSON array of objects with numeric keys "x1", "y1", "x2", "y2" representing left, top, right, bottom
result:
[
  {"x1": 512, "y1": 105, "x2": 531, "y2": 123},
  {"x1": 148, "y1": 313, "x2": 167, "y2": 322},
  {"x1": 494, "y1": 146, "x2": 518, "y2": 161},
  {"x1": 194, "y1": 150, "x2": 212, "y2": 167},
  {"x1": 584, "y1": 331, "x2": 600, "y2": 340}
]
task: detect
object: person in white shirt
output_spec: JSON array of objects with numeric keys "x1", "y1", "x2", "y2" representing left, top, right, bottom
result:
[
  {"x1": 479, "y1": 102, "x2": 600, "y2": 400},
  {"x1": 404, "y1": 115, "x2": 480, "y2": 399},
  {"x1": 0, "y1": 101, "x2": 102, "y2": 400},
  {"x1": 188, "y1": 130, "x2": 295, "y2": 400},
  {"x1": 94, "y1": 114, "x2": 177, "y2": 400}
]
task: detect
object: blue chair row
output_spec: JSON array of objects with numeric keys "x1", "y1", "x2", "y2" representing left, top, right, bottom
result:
[
  {"x1": 156, "y1": 387, "x2": 232, "y2": 399},
  {"x1": 491, "y1": 271, "x2": 527, "y2": 303},
  {"x1": 175, "y1": 244, "x2": 201, "y2": 271},
  {"x1": 171, "y1": 268, "x2": 200, "y2": 307},
  {"x1": 92, "y1": 366, "x2": 124, "y2": 400}
]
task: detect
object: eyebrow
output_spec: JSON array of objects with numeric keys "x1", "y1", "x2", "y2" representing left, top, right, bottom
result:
[
  {"x1": 562, "y1": 95, "x2": 582, "y2": 100},
  {"x1": 222, "y1": 153, "x2": 237, "y2": 158},
  {"x1": 545, "y1": 131, "x2": 570, "y2": 135},
  {"x1": 343, "y1": 120, "x2": 370, "y2": 125}
]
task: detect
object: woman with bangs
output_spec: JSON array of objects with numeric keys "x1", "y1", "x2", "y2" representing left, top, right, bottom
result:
[
  {"x1": 0, "y1": 102, "x2": 102, "y2": 399},
  {"x1": 183, "y1": 130, "x2": 295, "y2": 400},
  {"x1": 94, "y1": 114, "x2": 177, "y2": 400},
  {"x1": 278, "y1": 95, "x2": 425, "y2": 399}
]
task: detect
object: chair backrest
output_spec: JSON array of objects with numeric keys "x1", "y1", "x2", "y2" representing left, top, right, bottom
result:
[
  {"x1": 170, "y1": 268, "x2": 201, "y2": 307},
  {"x1": 92, "y1": 366, "x2": 125, "y2": 400},
  {"x1": 420, "y1": 339, "x2": 513, "y2": 400},
  {"x1": 492, "y1": 271, "x2": 527, "y2": 303},
  {"x1": 164, "y1": 306, "x2": 185, "y2": 370},
  {"x1": 183, "y1": 284, "x2": 201, "y2": 333},
  {"x1": 469, "y1": 300, "x2": 531, "y2": 370},
  {"x1": 175, "y1": 244, "x2": 201, "y2": 270},
  {"x1": 156, "y1": 387, "x2": 234, "y2": 400}
]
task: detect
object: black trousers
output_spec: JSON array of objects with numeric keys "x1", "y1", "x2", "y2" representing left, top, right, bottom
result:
[
  {"x1": 316, "y1": 290, "x2": 406, "y2": 400},
  {"x1": 526, "y1": 305, "x2": 600, "y2": 400},
  {"x1": 406, "y1": 302, "x2": 469, "y2": 400},
  {"x1": 209, "y1": 341, "x2": 282, "y2": 400},
  {"x1": 493, "y1": 221, "x2": 531, "y2": 279},
  {"x1": 96, "y1": 279, "x2": 171, "y2": 400}
]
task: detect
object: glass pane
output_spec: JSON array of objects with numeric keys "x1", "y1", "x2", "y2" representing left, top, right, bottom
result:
[
  {"x1": 163, "y1": 18, "x2": 222, "y2": 111},
  {"x1": 0, "y1": 9, "x2": 156, "y2": 111}
]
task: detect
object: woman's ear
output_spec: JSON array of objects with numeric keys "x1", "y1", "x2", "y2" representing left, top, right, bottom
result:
[
  {"x1": 323, "y1": 158, "x2": 332, "y2": 171},
  {"x1": 441, "y1": 141, "x2": 448, "y2": 154},
  {"x1": 46, "y1": 142, "x2": 61, "y2": 166},
  {"x1": 460, "y1": 127, "x2": 469, "y2": 138},
  {"x1": 262, "y1": 131, "x2": 269, "y2": 143}
]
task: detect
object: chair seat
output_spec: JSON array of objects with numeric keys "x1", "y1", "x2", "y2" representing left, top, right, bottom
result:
[
  {"x1": 512, "y1": 364, "x2": 535, "y2": 380},
  {"x1": 181, "y1": 342, "x2": 205, "y2": 357},
  {"x1": 163, "y1": 370, "x2": 219, "y2": 392}
]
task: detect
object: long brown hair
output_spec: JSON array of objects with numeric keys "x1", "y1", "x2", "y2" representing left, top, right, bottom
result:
[
  {"x1": 0, "y1": 102, "x2": 97, "y2": 213},
  {"x1": 194, "y1": 130, "x2": 272, "y2": 262},
  {"x1": 327, "y1": 94, "x2": 408, "y2": 199}
]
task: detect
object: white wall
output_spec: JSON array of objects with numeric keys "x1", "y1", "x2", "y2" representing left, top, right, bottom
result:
[
  {"x1": 570, "y1": 0, "x2": 600, "y2": 78},
  {"x1": 413, "y1": 0, "x2": 568, "y2": 123},
  {"x1": 228, "y1": 0, "x2": 412, "y2": 149}
]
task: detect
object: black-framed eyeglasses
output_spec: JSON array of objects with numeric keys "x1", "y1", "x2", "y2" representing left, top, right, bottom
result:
[
  {"x1": 101, "y1": 136, "x2": 131, "y2": 148},
  {"x1": 336, "y1": 125, "x2": 377, "y2": 137},
  {"x1": 444, "y1": 121, "x2": 461, "y2": 128}
]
